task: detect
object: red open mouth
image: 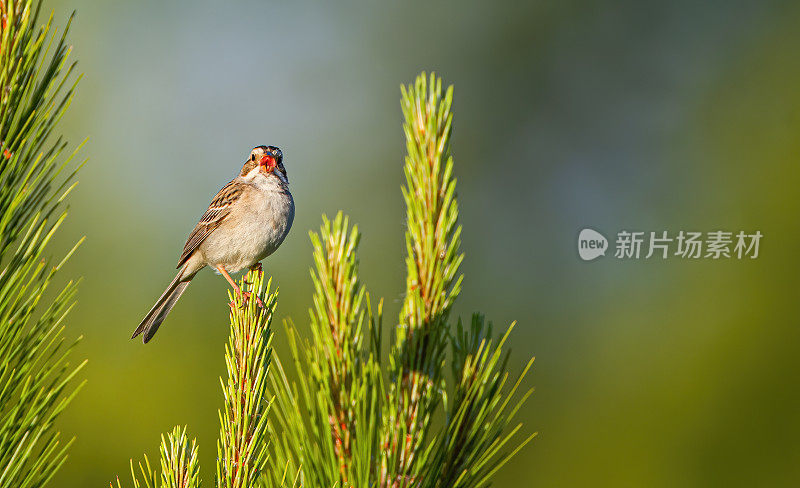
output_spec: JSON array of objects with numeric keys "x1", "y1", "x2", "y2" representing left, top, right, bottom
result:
[{"x1": 259, "y1": 155, "x2": 276, "y2": 172}]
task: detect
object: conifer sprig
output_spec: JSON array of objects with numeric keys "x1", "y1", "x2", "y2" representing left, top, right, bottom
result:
[
  {"x1": 265, "y1": 213, "x2": 383, "y2": 488},
  {"x1": 160, "y1": 427, "x2": 201, "y2": 488},
  {"x1": 308, "y1": 213, "x2": 365, "y2": 479},
  {"x1": 111, "y1": 427, "x2": 199, "y2": 488},
  {"x1": 0, "y1": 2, "x2": 84, "y2": 487},
  {"x1": 380, "y1": 72, "x2": 463, "y2": 487},
  {"x1": 399, "y1": 74, "x2": 463, "y2": 330},
  {"x1": 419, "y1": 317, "x2": 536, "y2": 488},
  {"x1": 217, "y1": 273, "x2": 276, "y2": 488},
  {"x1": 115, "y1": 271, "x2": 276, "y2": 488}
]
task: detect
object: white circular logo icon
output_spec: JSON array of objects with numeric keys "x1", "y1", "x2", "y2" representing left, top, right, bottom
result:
[{"x1": 578, "y1": 228, "x2": 608, "y2": 261}]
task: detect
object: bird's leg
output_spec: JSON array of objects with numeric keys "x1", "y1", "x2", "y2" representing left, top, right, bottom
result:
[
  {"x1": 216, "y1": 265, "x2": 245, "y2": 306},
  {"x1": 217, "y1": 265, "x2": 264, "y2": 309}
]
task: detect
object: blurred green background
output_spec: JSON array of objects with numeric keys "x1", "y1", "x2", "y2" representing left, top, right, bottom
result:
[{"x1": 39, "y1": 0, "x2": 800, "y2": 486}]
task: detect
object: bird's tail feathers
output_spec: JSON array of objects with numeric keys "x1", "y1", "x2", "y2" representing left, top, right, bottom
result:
[{"x1": 132, "y1": 269, "x2": 191, "y2": 343}]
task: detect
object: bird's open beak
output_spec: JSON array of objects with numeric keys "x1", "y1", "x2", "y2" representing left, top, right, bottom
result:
[{"x1": 259, "y1": 154, "x2": 276, "y2": 172}]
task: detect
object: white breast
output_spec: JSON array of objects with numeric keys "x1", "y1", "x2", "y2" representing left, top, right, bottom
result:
[{"x1": 200, "y1": 171, "x2": 294, "y2": 273}]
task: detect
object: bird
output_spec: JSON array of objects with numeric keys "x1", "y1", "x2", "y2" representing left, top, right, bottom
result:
[{"x1": 131, "y1": 145, "x2": 294, "y2": 343}]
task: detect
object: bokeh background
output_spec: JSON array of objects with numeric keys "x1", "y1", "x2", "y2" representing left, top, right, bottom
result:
[{"x1": 39, "y1": 0, "x2": 800, "y2": 486}]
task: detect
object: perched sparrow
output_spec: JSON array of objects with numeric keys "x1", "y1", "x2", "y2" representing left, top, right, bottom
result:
[{"x1": 132, "y1": 145, "x2": 294, "y2": 343}]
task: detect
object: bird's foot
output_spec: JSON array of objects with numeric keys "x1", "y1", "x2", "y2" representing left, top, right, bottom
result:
[{"x1": 238, "y1": 291, "x2": 265, "y2": 309}]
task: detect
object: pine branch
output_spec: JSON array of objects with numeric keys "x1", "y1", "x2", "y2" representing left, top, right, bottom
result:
[
  {"x1": 112, "y1": 426, "x2": 199, "y2": 488},
  {"x1": 0, "y1": 2, "x2": 84, "y2": 487},
  {"x1": 309, "y1": 213, "x2": 365, "y2": 481},
  {"x1": 266, "y1": 213, "x2": 383, "y2": 488},
  {"x1": 381, "y1": 72, "x2": 463, "y2": 488},
  {"x1": 420, "y1": 317, "x2": 536, "y2": 488},
  {"x1": 160, "y1": 427, "x2": 201, "y2": 488},
  {"x1": 217, "y1": 271, "x2": 276, "y2": 488},
  {"x1": 398, "y1": 74, "x2": 463, "y2": 330},
  {"x1": 114, "y1": 271, "x2": 276, "y2": 488}
]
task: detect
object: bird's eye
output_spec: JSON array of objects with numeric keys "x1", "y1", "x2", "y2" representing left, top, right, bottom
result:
[{"x1": 251, "y1": 154, "x2": 256, "y2": 161}]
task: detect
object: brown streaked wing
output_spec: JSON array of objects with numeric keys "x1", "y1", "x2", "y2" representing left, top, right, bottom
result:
[{"x1": 177, "y1": 180, "x2": 243, "y2": 268}]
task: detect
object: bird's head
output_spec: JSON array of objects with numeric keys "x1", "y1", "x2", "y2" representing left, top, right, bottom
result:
[{"x1": 241, "y1": 145, "x2": 287, "y2": 183}]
